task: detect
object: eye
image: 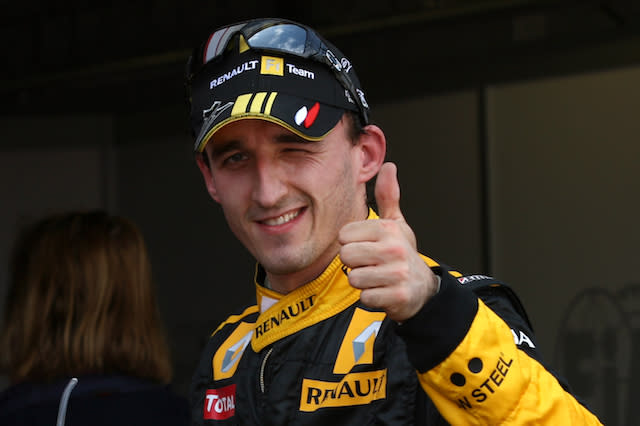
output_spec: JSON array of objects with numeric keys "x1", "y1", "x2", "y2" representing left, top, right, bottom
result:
[
  {"x1": 222, "y1": 152, "x2": 248, "y2": 166},
  {"x1": 283, "y1": 146, "x2": 312, "y2": 155}
]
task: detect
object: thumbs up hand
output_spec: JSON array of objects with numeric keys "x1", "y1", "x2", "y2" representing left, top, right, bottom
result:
[{"x1": 339, "y1": 162, "x2": 439, "y2": 322}]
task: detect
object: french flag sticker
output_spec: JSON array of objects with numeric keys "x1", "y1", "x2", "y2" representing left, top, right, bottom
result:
[{"x1": 294, "y1": 102, "x2": 320, "y2": 128}]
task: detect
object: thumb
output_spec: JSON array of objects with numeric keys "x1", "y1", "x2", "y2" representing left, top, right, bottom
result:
[{"x1": 375, "y1": 162, "x2": 403, "y2": 220}]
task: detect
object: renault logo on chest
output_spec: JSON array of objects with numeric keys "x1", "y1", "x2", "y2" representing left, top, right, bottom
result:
[{"x1": 334, "y1": 308, "x2": 386, "y2": 374}]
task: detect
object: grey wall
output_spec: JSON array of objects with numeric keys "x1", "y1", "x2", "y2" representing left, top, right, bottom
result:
[
  {"x1": 0, "y1": 115, "x2": 116, "y2": 302},
  {"x1": 375, "y1": 91, "x2": 484, "y2": 274},
  {"x1": 487, "y1": 66, "x2": 640, "y2": 424}
]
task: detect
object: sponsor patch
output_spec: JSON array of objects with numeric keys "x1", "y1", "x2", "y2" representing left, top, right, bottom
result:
[
  {"x1": 212, "y1": 322, "x2": 254, "y2": 380},
  {"x1": 344, "y1": 89, "x2": 354, "y2": 104},
  {"x1": 356, "y1": 89, "x2": 369, "y2": 109},
  {"x1": 287, "y1": 63, "x2": 315, "y2": 79},
  {"x1": 261, "y1": 56, "x2": 284, "y2": 76},
  {"x1": 254, "y1": 295, "x2": 315, "y2": 339},
  {"x1": 204, "y1": 384, "x2": 236, "y2": 420},
  {"x1": 300, "y1": 369, "x2": 387, "y2": 412},
  {"x1": 202, "y1": 100, "x2": 233, "y2": 120},
  {"x1": 209, "y1": 60, "x2": 259, "y2": 89},
  {"x1": 511, "y1": 328, "x2": 535, "y2": 348},
  {"x1": 452, "y1": 355, "x2": 514, "y2": 410},
  {"x1": 457, "y1": 275, "x2": 492, "y2": 285},
  {"x1": 340, "y1": 57, "x2": 353, "y2": 73},
  {"x1": 334, "y1": 308, "x2": 385, "y2": 374}
]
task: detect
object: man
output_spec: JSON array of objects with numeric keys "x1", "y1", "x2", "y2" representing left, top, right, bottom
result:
[{"x1": 185, "y1": 18, "x2": 602, "y2": 425}]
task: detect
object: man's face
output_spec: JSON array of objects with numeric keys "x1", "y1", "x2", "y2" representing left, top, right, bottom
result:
[{"x1": 198, "y1": 118, "x2": 368, "y2": 287}]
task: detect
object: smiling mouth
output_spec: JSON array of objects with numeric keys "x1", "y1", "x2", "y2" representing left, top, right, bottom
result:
[{"x1": 261, "y1": 209, "x2": 302, "y2": 226}]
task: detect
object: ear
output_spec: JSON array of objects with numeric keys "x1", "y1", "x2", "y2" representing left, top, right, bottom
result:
[
  {"x1": 195, "y1": 154, "x2": 221, "y2": 203},
  {"x1": 354, "y1": 124, "x2": 386, "y2": 184}
]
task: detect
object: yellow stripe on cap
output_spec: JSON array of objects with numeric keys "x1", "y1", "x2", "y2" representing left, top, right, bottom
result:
[
  {"x1": 196, "y1": 91, "x2": 326, "y2": 153},
  {"x1": 250, "y1": 92, "x2": 267, "y2": 113},
  {"x1": 231, "y1": 93, "x2": 253, "y2": 116}
]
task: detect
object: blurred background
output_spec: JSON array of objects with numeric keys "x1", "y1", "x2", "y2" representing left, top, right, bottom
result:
[{"x1": 1, "y1": 1, "x2": 639, "y2": 424}]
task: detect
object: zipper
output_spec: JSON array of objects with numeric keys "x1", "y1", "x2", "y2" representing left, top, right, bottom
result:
[{"x1": 259, "y1": 347, "x2": 274, "y2": 394}]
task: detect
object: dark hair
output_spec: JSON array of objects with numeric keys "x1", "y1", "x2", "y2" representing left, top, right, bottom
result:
[
  {"x1": 0, "y1": 211, "x2": 173, "y2": 385},
  {"x1": 344, "y1": 111, "x2": 378, "y2": 209},
  {"x1": 344, "y1": 110, "x2": 366, "y2": 144}
]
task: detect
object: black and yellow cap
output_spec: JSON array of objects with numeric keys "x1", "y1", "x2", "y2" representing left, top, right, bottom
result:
[{"x1": 188, "y1": 34, "x2": 366, "y2": 152}]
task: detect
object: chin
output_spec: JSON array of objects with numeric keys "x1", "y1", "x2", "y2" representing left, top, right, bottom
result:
[
  {"x1": 258, "y1": 251, "x2": 311, "y2": 275},
  {"x1": 260, "y1": 259, "x2": 305, "y2": 275}
]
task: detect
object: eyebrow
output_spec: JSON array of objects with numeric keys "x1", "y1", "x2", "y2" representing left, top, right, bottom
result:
[
  {"x1": 209, "y1": 139, "x2": 243, "y2": 160},
  {"x1": 210, "y1": 131, "x2": 312, "y2": 159},
  {"x1": 274, "y1": 132, "x2": 309, "y2": 144}
]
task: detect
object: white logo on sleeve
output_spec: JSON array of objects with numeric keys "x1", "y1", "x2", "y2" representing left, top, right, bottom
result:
[{"x1": 511, "y1": 328, "x2": 536, "y2": 348}]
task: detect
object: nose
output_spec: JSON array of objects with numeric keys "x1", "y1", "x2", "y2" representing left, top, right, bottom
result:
[{"x1": 251, "y1": 158, "x2": 288, "y2": 208}]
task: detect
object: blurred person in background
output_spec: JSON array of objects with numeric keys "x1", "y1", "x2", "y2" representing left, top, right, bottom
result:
[{"x1": 0, "y1": 210, "x2": 190, "y2": 425}]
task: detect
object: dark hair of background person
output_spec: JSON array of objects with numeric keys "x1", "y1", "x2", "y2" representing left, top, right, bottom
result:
[{"x1": 0, "y1": 210, "x2": 172, "y2": 384}]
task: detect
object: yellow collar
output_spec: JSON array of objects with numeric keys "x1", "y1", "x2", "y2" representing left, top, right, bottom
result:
[{"x1": 253, "y1": 255, "x2": 360, "y2": 351}]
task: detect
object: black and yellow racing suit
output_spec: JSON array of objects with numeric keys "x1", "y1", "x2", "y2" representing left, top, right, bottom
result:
[{"x1": 190, "y1": 215, "x2": 602, "y2": 425}]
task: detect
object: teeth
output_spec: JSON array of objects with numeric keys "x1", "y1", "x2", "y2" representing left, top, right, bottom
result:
[{"x1": 263, "y1": 210, "x2": 300, "y2": 226}]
